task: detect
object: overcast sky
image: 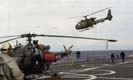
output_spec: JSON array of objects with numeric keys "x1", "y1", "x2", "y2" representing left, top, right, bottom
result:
[{"x1": 0, "y1": 0, "x2": 133, "y2": 51}]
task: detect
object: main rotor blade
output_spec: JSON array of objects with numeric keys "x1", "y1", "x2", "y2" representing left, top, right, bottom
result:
[
  {"x1": 86, "y1": 7, "x2": 112, "y2": 17},
  {"x1": 0, "y1": 37, "x2": 22, "y2": 44},
  {"x1": 68, "y1": 7, "x2": 112, "y2": 19},
  {"x1": 39, "y1": 34, "x2": 117, "y2": 42},
  {"x1": 63, "y1": 45, "x2": 67, "y2": 51},
  {"x1": 0, "y1": 33, "x2": 116, "y2": 45},
  {"x1": 0, "y1": 35, "x2": 20, "y2": 38},
  {"x1": 67, "y1": 45, "x2": 74, "y2": 51}
]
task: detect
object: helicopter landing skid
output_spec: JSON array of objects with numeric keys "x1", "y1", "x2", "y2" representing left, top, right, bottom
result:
[{"x1": 79, "y1": 27, "x2": 94, "y2": 32}]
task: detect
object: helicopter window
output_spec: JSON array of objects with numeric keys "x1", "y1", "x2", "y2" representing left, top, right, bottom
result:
[
  {"x1": 27, "y1": 47, "x2": 34, "y2": 53},
  {"x1": 81, "y1": 21, "x2": 84, "y2": 25},
  {"x1": 77, "y1": 23, "x2": 80, "y2": 26},
  {"x1": 27, "y1": 47, "x2": 34, "y2": 50},
  {"x1": 81, "y1": 21, "x2": 87, "y2": 26},
  {"x1": 23, "y1": 46, "x2": 36, "y2": 56}
]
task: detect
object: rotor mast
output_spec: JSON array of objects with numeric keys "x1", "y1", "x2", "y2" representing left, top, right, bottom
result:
[{"x1": 21, "y1": 33, "x2": 37, "y2": 46}]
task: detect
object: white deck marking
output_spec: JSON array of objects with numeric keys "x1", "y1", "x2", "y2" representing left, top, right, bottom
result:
[
  {"x1": 83, "y1": 64, "x2": 108, "y2": 71},
  {"x1": 57, "y1": 61, "x2": 131, "y2": 80},
  {"x1": 59, "y1": 72, "x2": 97, "y2": 80},
  {"x1": 81, "y1": 65, "x2": 86, "y2": 67},
  {"x1": 31, "y1": 75, "x2": 51, "y2": 80},
  {"x1": 118, "y1": 62, "x2": 129, "y2": 64},
  {"x1": 94, "y1": 70, "x2": 116, "y2": 76},
  {"x1": 70, "y1": 64, "x2": 109, "y2": 73},
  {"x1": 99, "y1": 77, "x2": 133, "y2": 80}
]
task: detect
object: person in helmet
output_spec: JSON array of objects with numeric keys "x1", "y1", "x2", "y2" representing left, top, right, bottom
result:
[{"x1": 0, "y1": 42, "x2": 24, "y2": 80}]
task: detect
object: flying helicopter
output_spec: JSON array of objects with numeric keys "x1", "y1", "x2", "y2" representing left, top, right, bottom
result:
[
  {"x1": 75, "y1": 7, "x2": 113, "y2": 31},
  {"x1": 0, "y1": 33, "x2": 117, "y2": 79}
]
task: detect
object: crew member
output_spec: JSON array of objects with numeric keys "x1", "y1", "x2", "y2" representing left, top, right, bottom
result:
[
  {"x1": 120, "y1": 51, "x2": 126, "y2": 62},
  {"x1": 111, "y1": 53, "x2": 115, "y2": 64},
  {"x1": 0, "y1": 42, "x2": 24, "y2": 80}
]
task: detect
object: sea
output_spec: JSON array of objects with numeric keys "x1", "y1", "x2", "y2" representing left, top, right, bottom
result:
[{"x1": 55, "y1": 50, "x2": 133, "y2": 64}]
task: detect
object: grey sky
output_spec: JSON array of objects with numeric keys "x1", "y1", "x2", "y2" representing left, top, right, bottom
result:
[{"x1": 0, "y1": 0, "x2": 133, "y2": 51}]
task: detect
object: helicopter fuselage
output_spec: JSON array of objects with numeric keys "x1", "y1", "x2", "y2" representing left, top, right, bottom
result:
[
  {"x1": 75, "y1": 9, "x2": 113, "y2": 31},
  {"x1": 75, "y1": 18, "x2": 96, "y2": 30}
]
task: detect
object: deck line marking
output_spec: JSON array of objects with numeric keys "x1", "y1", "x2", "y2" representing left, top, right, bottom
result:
[
  {"x1": 59, "y1": 72, "x2": 97, "y2": 80},
  {"x1": 99, "y1": 77, "x2": 133, "y2": 80},
  {"x1": 94, "y1": 70, "x2": 116, "y2": 76}
]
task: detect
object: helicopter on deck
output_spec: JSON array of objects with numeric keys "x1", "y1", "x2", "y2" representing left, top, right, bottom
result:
[
  {"x1": 0, "y1": 33, "x2": 117, "y2": 79},
  {"x1": 75, "y1": 7, "x2": 113, "y2": 31}
]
